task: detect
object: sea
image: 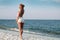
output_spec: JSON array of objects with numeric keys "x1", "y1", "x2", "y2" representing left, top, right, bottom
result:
[{"x1": 0, "y1": 19, "x2": 60, "y2": 37}]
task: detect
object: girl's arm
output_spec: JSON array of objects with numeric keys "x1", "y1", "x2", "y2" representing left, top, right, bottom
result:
[
  {"x1": 16, "y1": 9, "x2": 22, "y2": 23},
  {"x1": 16, "y1": 12, "x2": 20, "y2": 23}
]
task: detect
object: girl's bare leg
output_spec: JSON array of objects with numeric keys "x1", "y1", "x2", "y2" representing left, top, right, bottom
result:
[{"x1": 18, "y1": 22, "x2": 24, "y2": 40}]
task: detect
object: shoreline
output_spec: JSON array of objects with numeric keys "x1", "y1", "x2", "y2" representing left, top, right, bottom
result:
[
  {"x1": 1, "y1": 27, "x2": 60, "y2": 38},
  {"x1": 0, "y1": 29, "x2": 60, "y2": 40}
]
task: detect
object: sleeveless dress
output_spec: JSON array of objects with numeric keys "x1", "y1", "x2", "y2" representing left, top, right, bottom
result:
[
  {"x1": 18, "y1": 9, "x2": 24, "y2": 23},
  {"x1": 18, "y1": 17, "x2": 24, "y2": 23}
]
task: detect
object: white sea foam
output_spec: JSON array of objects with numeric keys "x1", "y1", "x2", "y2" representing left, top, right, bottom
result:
[
  {"x1": 0, "y1": 29, "x2": 60, "y2": 40},
  {"x1": 9, "y1": 28, "x2": 41, "y2": 35},
  {"x1": 9, "y1": 28, "x2": 60, "y2": 37}
]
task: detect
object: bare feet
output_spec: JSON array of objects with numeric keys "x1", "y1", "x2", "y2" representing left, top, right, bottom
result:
[
  {"x1": 20, "y1": 35, "x2": 22, "y2": 40},
  {"x1": 20, "y1": 36, "x2": 22, "y2": 40}
]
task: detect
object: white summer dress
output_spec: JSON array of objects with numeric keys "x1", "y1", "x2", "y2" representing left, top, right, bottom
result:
[
  {"x1": 18, "y1": 9, "x2": 24, "y2": 23},
  {"x1": 18, "y1": 17, "x2": 24, "y2": 23}
]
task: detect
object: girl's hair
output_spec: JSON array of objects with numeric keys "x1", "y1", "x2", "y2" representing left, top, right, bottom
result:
[{"x1": 20, "y1": 4, "x2": 24, "y2": 7}]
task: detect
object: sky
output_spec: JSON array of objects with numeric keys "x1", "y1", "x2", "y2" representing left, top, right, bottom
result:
[{"x1": 0, "y1": 0, "x2": 60, "y2": 20}]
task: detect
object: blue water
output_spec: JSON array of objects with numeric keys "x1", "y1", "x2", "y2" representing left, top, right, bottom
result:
[{"x1": 0, "y1": 19, "x2": 60, "y2": 35}]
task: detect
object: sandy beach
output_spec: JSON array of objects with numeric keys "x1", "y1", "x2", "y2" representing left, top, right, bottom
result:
[{"x1": 0, "y1": 29, "x2": 60, "y2": 40}]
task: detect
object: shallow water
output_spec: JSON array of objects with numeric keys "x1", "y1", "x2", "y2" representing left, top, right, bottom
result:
[{"x1": 0, "y1": 19, "x2": 60, "y2": 37}]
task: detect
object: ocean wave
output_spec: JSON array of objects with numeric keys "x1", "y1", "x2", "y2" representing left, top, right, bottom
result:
[
  {"x1": 8, "y1": 28, "x2": 60, "y2": 35},
  {"x1": 0, "y1": 26, "x2": 60, "y2": 38},
  {"x1": 0, "y1": 25, "x2": 10, "y2": 30},
  {"x1": 3, "y1": 27, "x2": 40, "y2": 34},
  {"x1": 5, "y1": 28, "x2": 60, "y2": 38},
  {"x1": 0, "y1": 25, "x2": 60, "y2": 35}
]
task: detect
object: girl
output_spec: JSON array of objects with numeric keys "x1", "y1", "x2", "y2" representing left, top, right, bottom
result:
[{"x1": 16, "y1": 4, "x2": 24, "y2": 40}]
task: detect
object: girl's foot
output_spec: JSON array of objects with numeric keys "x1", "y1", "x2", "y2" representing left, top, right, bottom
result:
[
  {"x1": 20, "y1": 38, "x2": 22, "y2": 40},
  {"x1": 20, "y1": 37, "x2": 22, "y2": 40}
]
